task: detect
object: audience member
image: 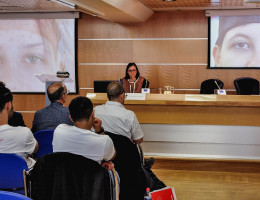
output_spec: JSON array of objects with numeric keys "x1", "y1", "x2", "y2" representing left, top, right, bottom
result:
[
  {"x1": 94, "y1": 81, "x2": 154, "y2": 168},
  {"x1": 0, "y1": 81, "x2": 26, "y2": 127},
  {"x1": 0, "y1": 86, "x2": 38, "y2": 168},
  {"x1": 31, "y1": 82, "x2": 73, "y2": 133},
  {"x1": 52, "y1": 96, "x2": 116, "y2": 169}
]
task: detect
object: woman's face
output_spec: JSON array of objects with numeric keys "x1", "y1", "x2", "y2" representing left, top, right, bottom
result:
[
  {"x1": 127, "y1": 65, "x2": 137, "y2": 80},
  {"x1": 0, "y1": 20, "x2": 57, "y2": 92},
  {"x1": 214, "y1": 23, "x2": 260, "y2": 67}
]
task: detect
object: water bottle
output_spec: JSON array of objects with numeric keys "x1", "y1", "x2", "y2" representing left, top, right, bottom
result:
[{"x1": 144, "y1": 187, "x2": 152, "y2": 200}]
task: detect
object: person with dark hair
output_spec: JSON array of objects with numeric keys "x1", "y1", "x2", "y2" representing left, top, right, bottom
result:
[
  {"x1": 213, "y1": 16, "x2": 260, "y2": 67},
  {"x1": 31, "y1": 82, "x2": 73, "y2": 133},
  {"x1": 0, "y1": 81, "x2": 26, "y2": 127},
  {"x1": 52, "y1": 96, "x2": 116, "y2": 169},
  {"x1": 0, "y1": 86, "x2": 38, "y2": 168},
  {"x1": 121, "y1": 62, "x2": 149, "y2": 93}
]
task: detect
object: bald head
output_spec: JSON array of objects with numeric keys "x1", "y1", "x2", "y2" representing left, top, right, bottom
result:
[
  {"x1": 47, "y1": 82, "x2": 67, "y2": 103},
  {"x1": 107, "y1": 82, "x2": 125, "y2": 101}
]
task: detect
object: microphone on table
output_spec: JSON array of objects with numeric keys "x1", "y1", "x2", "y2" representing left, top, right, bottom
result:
[
  {"x1": 215, "y1": 80, "x2": 221, "y2": 90},
  {"x1": 214, "y1": 80, "x2": 226, "y2": 95}
]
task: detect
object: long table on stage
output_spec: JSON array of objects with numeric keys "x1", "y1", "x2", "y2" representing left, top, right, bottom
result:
[{"x1": 88, "y1": 93, "x2": 260, "y2": 127}]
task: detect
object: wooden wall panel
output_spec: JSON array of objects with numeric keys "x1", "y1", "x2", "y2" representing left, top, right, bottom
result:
[
  {"x1": 78, "y1": 12, "x2": 132, "y2": 39},
  {"x1": 78, "y1": 40, "x2": 133, "y2": 63},
  {"x1": 132, "y1": 11, "x2": 208, "y2": 38},
  {"x1": 78, "y1": 11, "x2": 207, "y2": 39},
  {"x1": 78, "y1": 65, "x2": 260, "y2": 89},
  {"x1": 133, "y1": 40, "x2": 207, "y2": 63}
]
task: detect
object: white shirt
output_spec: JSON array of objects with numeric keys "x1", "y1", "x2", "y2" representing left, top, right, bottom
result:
[
  {"x1": 0, "y1": 124, "x2": 37, "y2": 169},
  {"x1": 53, "y1": 124, "x2": 115, "y2": 164},
  {"x1": 94, "y1": 101, "x2": 144, "y2": 141}
]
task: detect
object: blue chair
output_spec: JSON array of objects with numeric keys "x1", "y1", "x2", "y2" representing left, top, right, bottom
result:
[
  {"x1": 34, "y1": 129, "x2": 54, "y2": 158},
  {"x1": 0, "y1": 153, "x2": 28, "y2": 195},
  {"x1": 0, "y1": 191, "x2": 31, "y2": 200}
]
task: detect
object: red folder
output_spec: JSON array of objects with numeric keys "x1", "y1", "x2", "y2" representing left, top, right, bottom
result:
[{"x1": 150, "y1": 187, "x2": 177, "y2": 200}]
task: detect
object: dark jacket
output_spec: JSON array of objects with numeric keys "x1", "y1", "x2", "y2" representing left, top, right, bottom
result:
[
  {"x1": 28, "y1": 152, "x2": 111, "y2": 200},
  {"x1": 105, "y1": 132, "x2": 147, "y2": 200},
  {"x1": 8, "y1": 111, "x2": 26, "y2": 127}
]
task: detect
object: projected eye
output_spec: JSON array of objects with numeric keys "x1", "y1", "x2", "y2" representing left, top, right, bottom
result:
[
  {"x1": 24, "y1": 55, "x2": 43, "y2": 64},
  {"x1": 233, "y1": 41, "x2": 250, "y2": 49}
]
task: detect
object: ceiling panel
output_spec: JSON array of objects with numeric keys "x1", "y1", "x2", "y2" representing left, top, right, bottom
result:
[
  {"x1": 139, "y1": 0, "x2": 259, "y2": 10},
  {"x1": 0, "y1": 0, "x2": 74, "y2": 12}
]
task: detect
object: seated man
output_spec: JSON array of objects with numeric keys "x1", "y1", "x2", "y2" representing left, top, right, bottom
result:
[
  {"x1": 31, "y1": 82, "x2": 73, "y2": 133},
  {"x1": 94, "y1": 81, "x2": 154, "y2": 168},
  {"x1": 0, "y1": 86, "x2": 38, "y2": 168},
  {"x1": 0, "y1": 81, "x2": 26, "y2": 127},
  {"x1": 52, "y1": 96, "x2": 116, "y2": 169}
]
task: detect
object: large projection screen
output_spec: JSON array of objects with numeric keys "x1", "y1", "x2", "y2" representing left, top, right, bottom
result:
[
  {"x1": 209, "y1": 15, "x2": 260, "y2": 69},
  {"x1": 0, "y1": 18, "x2": 77, "y2": 93}
]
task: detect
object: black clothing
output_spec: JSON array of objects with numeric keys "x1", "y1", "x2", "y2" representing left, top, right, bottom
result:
[
  {"x1": 28, "y1": 152, "x2": 111, "y2": 200},
  {"x1": 8, "y1": 112, "x2": 26, "y2": 127}
]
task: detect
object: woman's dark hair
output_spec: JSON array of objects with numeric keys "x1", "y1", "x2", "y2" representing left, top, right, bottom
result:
[
  {"x1": 69, "y1": 97, "x2": 93, "y2": 122},
  {"x1": 124, "y1": 62, "x2": 140, "y2": 79}
]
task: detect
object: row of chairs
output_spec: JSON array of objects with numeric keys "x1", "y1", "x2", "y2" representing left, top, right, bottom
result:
[
  {"x1": 0, "y1": 130, "x2": 54, "y2": 197},
  {"x1": 200, "y1": 77, "x2": 260, "y2": 95},
  {"x1": 1, "y1": 130, "x2": 147, "y2": 200}
]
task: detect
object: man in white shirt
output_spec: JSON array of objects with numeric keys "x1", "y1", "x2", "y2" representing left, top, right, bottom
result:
[
  {"x1": 0, "y1": 86, "x2": 38, "y2": 169},
  {"x1": 53, "y1": 96, "x2": 116, "y2": 168},
  {"x1": 94, "y1": 82, "x2": 154, "y2": 168},
  {"x1": 94, "y1": 82, "x2": 144, "y2": 144}
]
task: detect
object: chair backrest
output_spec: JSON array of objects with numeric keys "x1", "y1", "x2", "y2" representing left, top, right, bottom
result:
[
  {"x1": 34, "y1": 129, "x2": 54, "y2": 158},
  {"x1": 234, "y1": 77, "x2": 260, "y2": 95},
  {"x1": 200, "y1": 79, "x2": 224, "y2": 94},
  {"x1": 0, "y1": 153, "x2": 28, "y2": 191},
  {"x1": 142, "y1": 79, "x2": 150, "y2": 88},
  {"x1": 28, "y1": 152, "x2": 112, "y2": 200},
  {"x1": 105, "y1": 132, "x2": 146, "y2": 200},
  {"x1": 0, "y1": 191, "x2": 32, "y2": 200}
]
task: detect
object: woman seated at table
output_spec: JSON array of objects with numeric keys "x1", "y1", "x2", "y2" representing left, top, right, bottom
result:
[{"x1": 121, "y1": 62, "x2": 149, "y2": 93}]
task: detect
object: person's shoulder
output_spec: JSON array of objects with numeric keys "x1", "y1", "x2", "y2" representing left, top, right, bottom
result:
[{"x1": 10, "y1": 125, "x2": 32, "y2": 135}]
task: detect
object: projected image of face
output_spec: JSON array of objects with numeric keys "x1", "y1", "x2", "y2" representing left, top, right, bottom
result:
[
  {"x1": 0, "y1": 19, "x2": 75, "y2": 93},
  {"x1": 0, "y1": 20, "x2": 57, "y2": 92},
  {"x1": 212, "y1": 16, "x2": 260, "y2": 68}
]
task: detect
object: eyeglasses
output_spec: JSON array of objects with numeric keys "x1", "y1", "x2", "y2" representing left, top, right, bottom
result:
[
  {"x1": 124, "y1": 93, "x2": 128, "y2": 99},
  {"x1": 128, "y1": 69, "x2": 136, "y2": 73}
]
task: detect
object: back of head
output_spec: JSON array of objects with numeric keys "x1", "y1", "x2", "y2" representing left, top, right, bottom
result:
[
  {"x1": 0, "y1": 81, "x2": 5, "y2": 87},
  {"x1": 107, "y1": 82, "x2": 124, "y2": 101},
  {"x1": 47, "y1": 82, "x2": 66, "y2": 103},
  {"x1": 69, "y1": 96, "x2": 93, "y2": 122},
  {"x1": 0, "y1": 86, "x2": 13, "y2": 112}
]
